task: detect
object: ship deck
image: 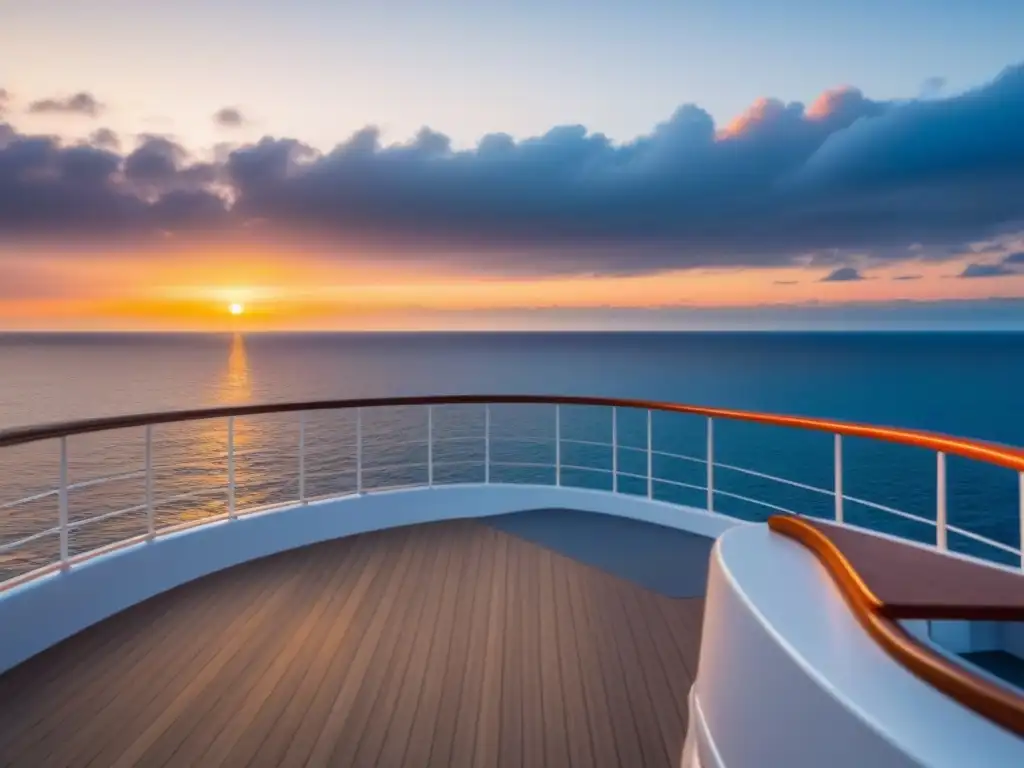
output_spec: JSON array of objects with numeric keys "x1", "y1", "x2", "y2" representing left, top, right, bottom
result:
[{"x1": 0, "y1": 511, "x2": 708, "y2": 768}]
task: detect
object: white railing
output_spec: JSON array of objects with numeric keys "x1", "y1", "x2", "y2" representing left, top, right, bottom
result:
[{"x1": 1, "y1": 397, "x2": 1023, "y2": 587}]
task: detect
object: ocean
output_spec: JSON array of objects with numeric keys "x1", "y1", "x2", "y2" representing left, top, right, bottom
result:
[{"x1": 1, "y1": 331, "x2": 1022, "y2": 579}]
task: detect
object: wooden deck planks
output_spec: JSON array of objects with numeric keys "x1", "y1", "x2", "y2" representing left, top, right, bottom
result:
[
  {"x1": 420, "y1": 526, "x2": 485, "y2": 767},
  {"x1": 446, "y1": 527, "x2": 498, "y2": 767},
  {"x1": 0, "y1": 516, "x2": 706, "y2": 768},
  {"x1": 472, "y1": 526, "x2": 510, "y2": 768},
  {"x1": 201, "y1": 535, "x2": 375, "y2": 767},
  {"x1": 549, "y1": 545, "x2": 599, "y2": 768},
  {"x1": 0, "y1": 570, "x2": 230, "y2": 759},
  {"x1": 498, "y1": 532, "x2": 524, "y2": 768},
  {"x1": 398, "y1": 522, "x2": 472, "y2": 767},
  {"x1": 536, "y1": 545, "x2": 573, "y2": 768},
  {"x1": 344, "y1": 538, "x2": 446, "y2": 767}
]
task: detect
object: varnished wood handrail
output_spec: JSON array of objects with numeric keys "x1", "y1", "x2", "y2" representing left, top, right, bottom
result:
[
  {"x1": 769, "y1": 514, "x2": 1024, "y2": 738},
  {"x1": 2, "y1": 395, "x2": 1023, "y2": 472}
]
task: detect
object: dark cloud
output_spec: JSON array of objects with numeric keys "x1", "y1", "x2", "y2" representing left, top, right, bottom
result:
[
  {"x1": 959, "y1": 262, "x2": 1016, "y2": 278},
  {"x1": 958, "y1": 251, "x2": 1024, "y2": 278},
  {"x1": 0, "y1": 132, "x2": 226, "y2": 237},
  {"x1": 58, "y1": 145, "x2": 122, "y2": 186},
  {"x1": 149, "y1": 189, "x2": 229, "y2": 228},
  {"x1": 821, "y1": 267, "x2": 864, "y2": 282},
  {"x1": 223, "y1": 62, "x2": 1024, "y2": 274},
  {"x1": 124, "y1": 136, "x2": 187, "y2": 186},
  {"x1": 89, "y1": 128, "x2": 120, "y2": 150},
  {"x1": 226, "y1": 136, "x2": 315, "y2": 192},
  {"x1": 892, "y1": 274, "x2": 923, "y2": 281},
  {"x1": 27, "y1": 92, "x2": 103, "y2": 117},
  {"x1": 0, "y1": 123, "x2": 17, "y2": 147},
  {"x1": 214, "y1": 107, "x2": 246, "y2": 128},
  {"x1": 122, "y1": 135, "x2": 220, "y2": 196},
  {"x1": 3, "y1": 64, "x2": 1024, "y2": 276}
]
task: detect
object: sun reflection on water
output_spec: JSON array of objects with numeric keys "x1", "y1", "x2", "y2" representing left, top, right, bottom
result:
[
  {"x1": 178, "y1": 333, "x2": 262, "y2": 522},
  {"x1": 222, "y1": 333, "x2": 252, "y2": 404}
]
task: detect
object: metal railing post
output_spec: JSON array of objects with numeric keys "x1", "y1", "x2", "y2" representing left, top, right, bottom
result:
[
  {"x1": 555, "y1": 405, "x2": 561, "y2": 486},
  {"x1": 298, "y1": 411, "x2": 306, "y2": 503},
  {"x1": 612, "y1": 407, "x2": 618, "y2": 493},
  {"x1": 227, "y1": 416, "x2": 236, "y2": 519},
  {"x1": 356, "y1": 407, "x2": 363, "y2": 494},
  {"x1": 59, "y1": 437, "x2": 69, "y2": 568},
  {"x1": 936, "y1": 452, "x2": 947, "y2": 551},
  {"x1": 707, "y1": 417, "x2": 715, "y2": 513},
  {"x1": 145, "y1": 425, "x2": 154, "y2": 539},
  {"x1": 834, "y1": 434, "x2": 843, "y2": 524},
  {"x1": 484, "y1": 405, "x2": 491, "y2": 484},
  {"x1": 428, "y1": 405, "x2": 434, "y2": 487},
  {"x1": 647, "y1": 410, "x2": 653, "y2": 499}
]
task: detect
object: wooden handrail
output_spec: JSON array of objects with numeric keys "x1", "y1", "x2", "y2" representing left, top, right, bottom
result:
[
  {"x1": 769, "y1": 514, "x2": 1024, "y2": 738},
  {"x1": 2, "y1": 395, "x2": 1023, "y2": 472}
]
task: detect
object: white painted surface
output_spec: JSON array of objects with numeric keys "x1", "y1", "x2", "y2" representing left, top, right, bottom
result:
[
  {"x1": 681, "y1": 685, "x2": 723, "y2": 768},
  {"x1": 688, "y1": 524, "x2": 1024, "y2": 767},
  {"x1": 0, "y1": 483, "x2": 737, "y2": 674}
]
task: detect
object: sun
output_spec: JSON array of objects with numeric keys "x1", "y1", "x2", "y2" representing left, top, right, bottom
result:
[{"x1": 229, "y1": 302, "x2": 245, "y2": 316}]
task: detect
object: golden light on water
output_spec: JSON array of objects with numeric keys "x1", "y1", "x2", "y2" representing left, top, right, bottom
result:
[{"x1": 229, "y1": 302, "x2": 245, "y2": 316}]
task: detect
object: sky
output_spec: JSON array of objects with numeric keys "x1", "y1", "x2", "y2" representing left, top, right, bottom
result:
[{"x1": 2, "y1": 0, "x2": 1024, "y2": 330}]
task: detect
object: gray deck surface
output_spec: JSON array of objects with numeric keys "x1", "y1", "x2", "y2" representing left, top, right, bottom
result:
[
  {"x1": 0, "y1": 516, "x2": 706, "y2": 768},
  {"x1": 484, "y1": 508, "x2": 713, "y2": 598}
]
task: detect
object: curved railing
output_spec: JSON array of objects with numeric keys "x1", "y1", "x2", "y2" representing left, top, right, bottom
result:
[
  {"x1": 769, "y1": 514, "x2": 1024, "y2": 737},
  {"x1": 1, "y1": 395, "x2": 1023, "y2": 590}
]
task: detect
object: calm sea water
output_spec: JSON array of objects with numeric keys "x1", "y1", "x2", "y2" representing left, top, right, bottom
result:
[{"x1": 1, "y1": 331, "x2": 1022, "y2": 578}]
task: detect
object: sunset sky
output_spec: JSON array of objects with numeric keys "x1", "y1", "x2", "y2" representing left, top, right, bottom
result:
[{"x1": 3, "y1": 0, "x2": 1024, "y2": 330}]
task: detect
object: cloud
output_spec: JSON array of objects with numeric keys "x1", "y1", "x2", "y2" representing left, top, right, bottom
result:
[
  {"x1": 968, "y1": 242, "x2": 1009, "y2": 254},
  {"x1": 124, "y1": 136, "x2": 188, "y2": 186},
  {"x1": 89, "y1": 128, "x2": 120, "y2": 150},
  {"x1": 773, "y1": 279, "x2": 798, "y2": 285},
  {"x1": 820, "y1": 267, "x2": 864, "y2": 282},
  {"x1": 0, "y1": 131, "x2": 227, "y2": 236},
  {"x1": 0, "y1": 89, "x2": 9, "y2": 117},
  {"x1": 214, "y1": 107, "x2": 246, "y2": 128},
  {"x1": 892, "y1": 274, "x2": 923, "y2": 281},
  {"x1": 959, "y1": 263, "x2": 1015, "y2": 278},
  {"x1": 223, "y1": 62, "x2": 1024, "y2": 274},
  {"x1": 122, "y1": 135, "x2": 221, "y2": 194},
  {"x1": 958, "y1": 251, "x2": 1024, "y2": 278},
  {"x1": 919, "y1": 77, "x2": 947, "y2": 99},
  {"x1": 3, "y1": 63, "x2": 1024, "y2": 277},
  {"x1": 27, "y1": 92, "x2": 104, "y2": 117}
]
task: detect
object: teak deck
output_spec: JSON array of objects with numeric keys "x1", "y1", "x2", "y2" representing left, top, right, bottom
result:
[{"x1": 0, "y1": 519, "x2": 705, "y2": 767}]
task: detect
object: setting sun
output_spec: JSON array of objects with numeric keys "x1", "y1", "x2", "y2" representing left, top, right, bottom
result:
[{"x1": 229, "y1": 303, "x2": 245, "y2": 316}]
